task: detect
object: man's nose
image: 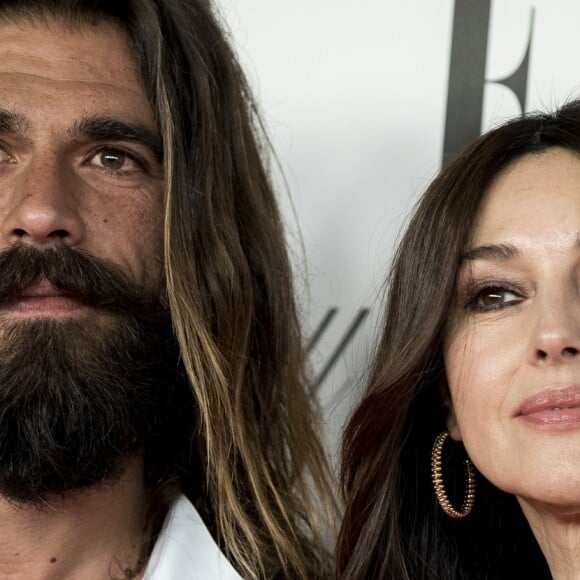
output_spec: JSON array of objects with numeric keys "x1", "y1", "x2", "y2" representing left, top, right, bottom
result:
[
  {"x1": 528, "y1": 294, "x2": 580, "y2": 366},
  {"x1": 0, "y1": 157, "x2": 84, "y2": 247}
]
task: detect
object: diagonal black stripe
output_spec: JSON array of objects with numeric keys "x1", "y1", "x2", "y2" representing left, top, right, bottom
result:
[
  {"x1": 307, "y1": 307, "x2": 338, "y2": 352},
  {"x1": 315, "y1": 308, "x2": 370, "y2": 392}
]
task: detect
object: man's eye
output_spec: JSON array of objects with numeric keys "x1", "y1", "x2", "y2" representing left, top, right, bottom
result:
[
  {"x1": 0, "y1": 144, "x2": 14, "y2": 163},
  {"x1": 468, "y1": 287, "x2": 523, "y2": 312},
  {"x1": 92, "y1": 149, "x2": 140, "y2": 172}
]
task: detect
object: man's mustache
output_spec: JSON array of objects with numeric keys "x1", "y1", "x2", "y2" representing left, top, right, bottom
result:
[{"x1": 0, "y1": 244, "x2": 166, "y2": 319}]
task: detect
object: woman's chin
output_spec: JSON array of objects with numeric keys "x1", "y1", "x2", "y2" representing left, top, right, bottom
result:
[{"x1": 517, "y1": 490, "x2": 580, "y2": 519}]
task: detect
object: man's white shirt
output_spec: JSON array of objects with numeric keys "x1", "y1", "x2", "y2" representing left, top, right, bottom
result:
[{"x1": 143, "y1": 495, "x2": 242, "y2": 579}]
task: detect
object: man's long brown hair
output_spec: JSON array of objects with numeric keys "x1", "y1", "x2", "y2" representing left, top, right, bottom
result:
[{"x1": 0, "y1": 1, "x2": 335, "y2": 577}]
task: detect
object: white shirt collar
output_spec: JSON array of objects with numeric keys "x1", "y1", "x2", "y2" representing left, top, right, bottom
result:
[{"x1": 143, "y1": 494, "x2": 242, "y2": 580}]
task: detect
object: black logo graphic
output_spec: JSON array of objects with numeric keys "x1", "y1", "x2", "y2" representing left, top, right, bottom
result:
[{"x1": 443, "y1": 0, "x2": 535, "y2": 164}]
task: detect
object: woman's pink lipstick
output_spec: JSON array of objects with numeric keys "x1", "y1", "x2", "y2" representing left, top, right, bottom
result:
[{"x1": 517, "y1": 385, "x2": 580, "y2": 429}]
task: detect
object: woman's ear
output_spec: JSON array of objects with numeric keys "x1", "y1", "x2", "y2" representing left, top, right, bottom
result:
[
  {"x1": 441, "y1": 380, "x2": 463, "y2": 441},
  {"x1": 445, "y1": 402, "x2": 463, "y2": 442}
]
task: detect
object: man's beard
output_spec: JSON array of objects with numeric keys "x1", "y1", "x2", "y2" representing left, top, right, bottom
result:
[{"x1": 0, "y1": 244, "x2": 183, "y2": 505}]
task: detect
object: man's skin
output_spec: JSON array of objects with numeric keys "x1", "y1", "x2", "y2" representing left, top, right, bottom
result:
[{"x1": 0, "y1": 20, "x2": 165, "y2": 579}]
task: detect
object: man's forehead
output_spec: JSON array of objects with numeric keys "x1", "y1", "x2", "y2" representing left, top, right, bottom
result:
[
  {"x1": 0, "y1": 20, "x2": 156, "y2": 132},
  {"x1": 0, "y1": 20, "x2": 141, "y2": 91}
]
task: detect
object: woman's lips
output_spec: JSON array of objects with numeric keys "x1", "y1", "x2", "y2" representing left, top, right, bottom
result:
[{"x1": 517, "y1": 385, "x2": 580, "y2": 428}]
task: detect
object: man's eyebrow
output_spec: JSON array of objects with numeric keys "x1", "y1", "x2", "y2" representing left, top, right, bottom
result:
[
  {"x1": 70, "y1": 116, "x2": 163, "y2": 160},
  {"x1": 461, "y1": 243, "x2": 520, "y2": 262},
  {"x1": 0, "y1": 108, "x2": 29, "y2": 134}
]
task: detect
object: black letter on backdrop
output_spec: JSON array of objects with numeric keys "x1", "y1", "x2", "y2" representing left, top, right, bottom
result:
[
  {"x1": 442, "y1": 0, "x2": 535, "y2": 165},
  {"x1": 308, "y1": 308, "x2": 370, "y2": 392}
]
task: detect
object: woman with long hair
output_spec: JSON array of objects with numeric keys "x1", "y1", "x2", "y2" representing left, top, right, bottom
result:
[{"x1": 337, "y1": 101, "x2": 580, "y2": 579}]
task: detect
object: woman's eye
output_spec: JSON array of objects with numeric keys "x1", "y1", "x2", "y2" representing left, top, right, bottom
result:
[
  {"x1": 91, "y1": 149, "x2": 141, "y2": 172},
  {"x1": 470, "y1": 287, "x2": 523, "y2": 311}
]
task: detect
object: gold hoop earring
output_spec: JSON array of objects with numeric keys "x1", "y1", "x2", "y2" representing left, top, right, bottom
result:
[{"x1": 431, "y1": 431, "x2": 476, "y2": 518}]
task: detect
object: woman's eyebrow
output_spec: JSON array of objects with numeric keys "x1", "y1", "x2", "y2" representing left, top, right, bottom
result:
[{"x1": 461, "y1": 243, "x2": 520, "y2": 263}]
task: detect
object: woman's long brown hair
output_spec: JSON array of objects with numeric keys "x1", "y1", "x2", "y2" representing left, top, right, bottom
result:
[
  {"x1": 337, "y1": 102, "x2": 580, "y2": 579},
  {"x1": 0, "y1": 1, "x2": 336, "y2": 578}
]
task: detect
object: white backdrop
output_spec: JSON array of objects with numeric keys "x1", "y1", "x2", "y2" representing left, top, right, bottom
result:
[{"x1": 215, "y1": 0, "x2": 580, "y2": 455}]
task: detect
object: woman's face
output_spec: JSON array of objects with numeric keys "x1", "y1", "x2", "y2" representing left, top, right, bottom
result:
[{"x1": 444, "y1": 147, "x2": 580, "y2": 510}]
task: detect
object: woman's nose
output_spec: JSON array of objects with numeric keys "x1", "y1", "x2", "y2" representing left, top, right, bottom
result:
[{"x1": 528, "y1": 294, "x2": 580, "y2": 366}]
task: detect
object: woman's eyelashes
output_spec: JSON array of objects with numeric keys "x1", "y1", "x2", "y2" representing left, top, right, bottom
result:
[{"x1": 462, "y1": 281, "x2": 527, "y2": 312}]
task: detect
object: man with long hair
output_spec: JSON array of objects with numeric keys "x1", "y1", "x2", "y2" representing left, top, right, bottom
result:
[{"x1": 0, "y1": 1, "x2": 333, "y2": 578}]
